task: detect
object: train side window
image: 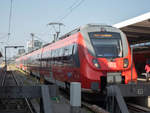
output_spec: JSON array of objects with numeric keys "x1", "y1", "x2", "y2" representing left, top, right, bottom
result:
[
  {"x1": 59, "y1": 48, "x2": 62, "y2": 58},
  {"x1": 59, "y1": 48, "x2": 61, "y2": 57},
  {"x1": 53, "y1": 50, "x2": 55, "y2": 58},
  {"x1": 61, "y1": 47, "x2": 67, "y2": 64},
  {"x1": 57, "y1": 48, "x2": 59, "y2": 57},
  {"x1": 47, "y1": 59, "x2": 51, "y2": 67},
  {"x1": 58, "y1": 48, "x2": 62, "y2": 65},
  {"x1": 51, "y1": 50, "x2": 53, "y2": 58},
  {"x1": 50, "y1": 50, "x2": 53, "y2": 64},
  {"x1": 46, "y1": 51, "x2": 48, "y2": 58},
  {"x1": 53, "y1": 50, "x2": 56, "y2": 64},
  {"x1": 56, "y1": 49, "x2": 59, "y2": 58},
  {"x1": 49, "y1": 50, "x2": 51, "y2": 58},
  {"x1": 55, "y1": 49, "x2": 58, "y2": 65},
  {"x1": 62, "y1": 47, "x2": 65, "y2": 56},
  {"x1": 50, "y1": 50, "x2": 52, "y2": 60},
  {"x1": 61, "y1": 45, "x2": 72, "y2": 66},
  {"x1": 68, "y1": 45, "x2": 73, "y2": 56},
  {"x1": 53, "y1": 50, "x2": 55, "y2": 65},
  {"x1": 65, "y1": 46, "x2": 69, "y2": 56},
  {"x1": 67, "y1": 45, "x2": 73, "y2": 64},
  {"x1": 59, "y1": 47, "x2": 64, "y2": 65},
  {"x1": 55, "y1": 49, "x2": 58, "y2": 64},
  {"x1": 72, "y1": 43, "x2": 80, "y2": 67},
  {"x1": 55, "y1": 49, "x2": 57, "y2": 58},
  {"x1": 37, "y1": 53, "x2": 40, "y2": 59},
  {"x1": 54, "y1": 49, "x2": 57, "y2": 58},
  {"x1": 45, "y1": 52, "x2": 47, "y2": 59}
]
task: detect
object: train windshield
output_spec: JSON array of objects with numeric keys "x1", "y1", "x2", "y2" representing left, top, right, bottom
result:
[{"x1": 89, "y1": 32, "x2": 122, "y2": 58}]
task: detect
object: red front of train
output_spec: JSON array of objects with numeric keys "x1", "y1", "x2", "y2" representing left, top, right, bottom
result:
[
  {"x1": 74, "y1": 25, "x2": 137, "y2": 91},
  {"x1": 16, "y1": 24, "x2": 137, "y2": 92}
]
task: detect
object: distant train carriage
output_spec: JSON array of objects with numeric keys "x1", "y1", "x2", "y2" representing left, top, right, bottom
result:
[{"x1": 16, "y1": 24, "x2": 137, "y2": 92}]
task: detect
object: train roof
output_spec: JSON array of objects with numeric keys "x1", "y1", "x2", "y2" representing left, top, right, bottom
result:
[
  {"x1": 15, "y1": 24, "x2": 126, "y2": 59},
  {"x1": 114, "y1": 12, "x2": 150, "y2": 45},
  {"x1": 59, "y1": 24, "x2": 118, "y2": 40}
]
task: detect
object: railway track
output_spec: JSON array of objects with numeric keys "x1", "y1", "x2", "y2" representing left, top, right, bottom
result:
[
  {"x1": 0, "y1": 69, "x2": 34, "y2": 113},
  {"x1": 0, "y1": 68, "x2": 7, "y2": 86},
  {"x1": 59, "y1": 85, "x2": 150, "y2": 113},
  {"x1": 58, "y1": 87, "x2": 109, "y2": 113},
  {"x1": 16, "y1": 67, "x2": 150, "y2": 113},
  {"x1": 127, "y1": 103, "x2": 150, "y2": 113}
]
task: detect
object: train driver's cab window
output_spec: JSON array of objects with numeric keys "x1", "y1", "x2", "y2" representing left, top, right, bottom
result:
[{"x1": 89, "y1": 32, "x2": 122, "y2": 58}]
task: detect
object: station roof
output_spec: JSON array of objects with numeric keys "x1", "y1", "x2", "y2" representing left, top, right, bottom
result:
[{"x1": 113, "y1": 12, "x2": 150, "y2": 45}]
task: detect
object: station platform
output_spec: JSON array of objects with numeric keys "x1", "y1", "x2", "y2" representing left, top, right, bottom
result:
[
  {"x1": 51, "y1": 96, "x2": 88, "y2": 113},
  {"x1": 31, "y1": 94, "x2": 89, "y2": 113},
  {"x1": 6, "y1": 66, "x2": 92, "y2": 113}
]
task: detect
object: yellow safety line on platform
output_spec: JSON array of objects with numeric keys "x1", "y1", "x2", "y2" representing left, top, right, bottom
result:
[{"x1": 8, "y1": 65, "x2": 27, "y2": 76}]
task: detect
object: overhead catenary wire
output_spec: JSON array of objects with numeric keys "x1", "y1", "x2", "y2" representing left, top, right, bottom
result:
[
  {"x1": 68, "y1": 0, "x2": 81, "y2": 10},
  {"x1": 47, "y1": 0, "x2": 85, "y2": 40},
  {"x1": 56, "y1": 0, "x2": 85, "y2": 22},
  {"x1": 7, "y1": 0, "x2": 13, "y2": 42}
]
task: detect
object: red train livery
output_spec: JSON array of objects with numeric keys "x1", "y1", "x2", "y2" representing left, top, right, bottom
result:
[{"x1": 16, "y1": 24, "x2": 137, "y2": 92}]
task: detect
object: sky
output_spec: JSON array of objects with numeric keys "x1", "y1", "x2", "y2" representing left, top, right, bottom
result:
[{"x1": 0, "y1": 0, "x2": 150, "y2": 57}]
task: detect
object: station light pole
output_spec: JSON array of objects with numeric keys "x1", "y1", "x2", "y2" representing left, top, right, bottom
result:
[
  {"x1": 131, "y1": 46, "x2": 133, "y2": 82},
  {"x1": 30, "y1": 33, "x2": 34, "y2": 51},
  {"x1": 4, "y1": 46, "x2": 24, "y2": 70}
]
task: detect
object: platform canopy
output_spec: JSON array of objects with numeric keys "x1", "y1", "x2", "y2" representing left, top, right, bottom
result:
[{"x1": 113, "y1": 12, "x2": 150, "y2": 45}]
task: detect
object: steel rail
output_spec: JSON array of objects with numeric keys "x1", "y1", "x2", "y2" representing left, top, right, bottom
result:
[
  {"x1": 59, "y1": 87, "x2": 110, "y2": 113},
  {"x1": 11, "y1": 71, "x2": 34, "y2": 113},
  {"x1": 127, "y1": 103, "x2": 150, "y2": 113},
  {"x1": 1, "y1": 69, "x2": 7, "y2": 86}
]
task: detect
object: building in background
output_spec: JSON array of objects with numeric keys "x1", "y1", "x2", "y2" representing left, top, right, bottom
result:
[
  {"x1": 27, "y1": 40, "x2": 42, "y2": 52},
  {"x1": 18, "y1": 49, "x2": 25, "y2": 56}
]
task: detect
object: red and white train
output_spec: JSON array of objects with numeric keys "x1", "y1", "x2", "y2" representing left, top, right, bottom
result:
[{"x1": 16, "y1": 24, "x2": 137, "y2": 92}]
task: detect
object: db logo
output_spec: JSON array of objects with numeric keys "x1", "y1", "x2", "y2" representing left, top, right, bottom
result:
[{"x1": 108, "y1": 62, "x2": 117, "y2": 68}]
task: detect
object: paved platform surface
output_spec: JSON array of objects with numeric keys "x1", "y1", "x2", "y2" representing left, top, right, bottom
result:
[
  {"x1": 31, "y1": 96, "x2": 90, "y2": 113},
  {"x1": 51, "y1": 95, "x2": 89, "y2": 113}
]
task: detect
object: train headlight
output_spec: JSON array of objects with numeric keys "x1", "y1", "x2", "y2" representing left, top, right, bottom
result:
[
  {"x1": 92, "y1": 59, "x2": 100, "y2": 68},
  {"x1": 123, "y1": 58, "x2": 129, "y2": 68}
]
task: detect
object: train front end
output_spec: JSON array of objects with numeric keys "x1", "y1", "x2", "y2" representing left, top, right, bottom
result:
[{"x1": 79, "y1": 24, "x2": 137, "y2": 92}]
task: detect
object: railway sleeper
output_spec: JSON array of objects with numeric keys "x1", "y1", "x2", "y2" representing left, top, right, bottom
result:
[{"x1": 106, "y1": 83, "x2": 150, "y2": 113}]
